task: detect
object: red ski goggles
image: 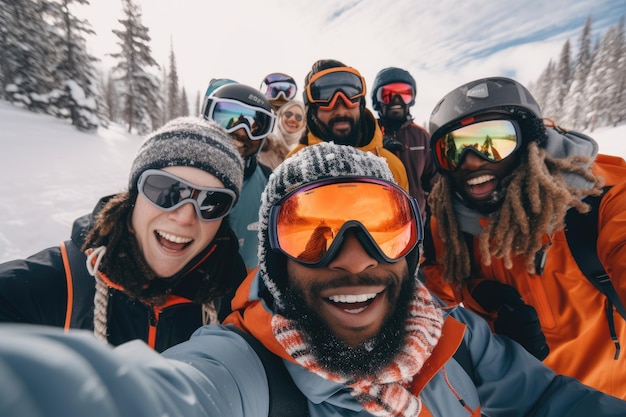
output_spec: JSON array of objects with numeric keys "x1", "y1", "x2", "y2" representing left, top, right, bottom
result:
[
  {"x1": 432, "y1": 118, "x2": 522, "y2": 172},
  {"x1": 138, "y1": 170, "x2": 236, "y2": 221},
  {"x1": 376, "y1": 82, "x2": 414, "y2": 105},
  {"x1": 305, "y1": 67, "x2": 366, "y2": 111},
  {"x1": 260, "y1": 73, "x2": 298, "y2": 100},
  {"x1": 268, "y1": 177, "x2": 422, "y2": 266},
  {"x1": 203, "y1": 97, "x2": 275, "y2": 140}
]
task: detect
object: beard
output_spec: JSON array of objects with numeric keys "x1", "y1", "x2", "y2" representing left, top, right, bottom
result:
[
  {"x1": 279, "y1": 271, "x2": 416, "y2": 377},
  {"x1": 325, "y1": 116, "x2": 360, "y2": 146}
]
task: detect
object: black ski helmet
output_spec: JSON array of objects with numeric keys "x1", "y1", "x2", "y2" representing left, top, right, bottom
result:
[
  {"x1": 429, "y1": 77, "x2": 545, "y2": 149},
  {"x1": 208, "y1": 83, "x2": 273, "y2": 114},
  {"x1": 371, "y1": 67, "x2": 417, "y2": 111}
]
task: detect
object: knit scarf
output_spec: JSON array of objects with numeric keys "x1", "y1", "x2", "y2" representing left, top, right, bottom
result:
[{"x1": 271, "y1": 283, "x2": 444, "y2": 416}]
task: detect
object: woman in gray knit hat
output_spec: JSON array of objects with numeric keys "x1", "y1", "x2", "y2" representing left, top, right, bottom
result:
[{"x1": 0, "y1": 117, "x2": 246, "y2": 352}]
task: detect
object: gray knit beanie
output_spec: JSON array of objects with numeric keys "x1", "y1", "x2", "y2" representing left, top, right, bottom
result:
[
  {"x1": 258, "y1": 142, "x2": 397, "y2": 311},
  {"x1": 128, "y1": 117, "x2": 244, "y2": 202}
]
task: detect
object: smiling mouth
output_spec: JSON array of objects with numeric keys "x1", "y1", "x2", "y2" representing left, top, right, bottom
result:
[
  {"x1": 327, "y1": 291, "x2": 382, "y2": 314},
  {"x1": 155, "y1": 230, "x2": 192, "y2": 251}
]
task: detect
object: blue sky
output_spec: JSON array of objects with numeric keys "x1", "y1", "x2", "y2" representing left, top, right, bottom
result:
[{"x1": 79, "y1": 0, "x2": 624, "y2": 124}]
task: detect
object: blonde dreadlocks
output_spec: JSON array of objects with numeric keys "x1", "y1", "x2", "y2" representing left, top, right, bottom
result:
[{"x1": 429, "y1": 140, "x2": 604, "y2": 287}]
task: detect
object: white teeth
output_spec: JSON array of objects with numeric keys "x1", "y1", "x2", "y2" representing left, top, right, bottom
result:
[
  {"x1": 467, "y1": 175, "x2": 494, "y2": 186},
  {"x1": 328, "y1": 293, "x2": 377, "y2": 303},
  {"x1": 156, "y1": 230, "x2": 192, "y2": 244}
]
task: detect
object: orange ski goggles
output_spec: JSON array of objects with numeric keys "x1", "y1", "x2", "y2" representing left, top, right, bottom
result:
[
  {"x1": 268, "y1": 177, "x2": 422, "y2": 266},
  {"x1": 305, "y1": 67, "x2": 366, "y2": 111}
]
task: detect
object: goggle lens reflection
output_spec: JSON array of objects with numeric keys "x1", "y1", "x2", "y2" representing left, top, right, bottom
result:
[{"x1": 433, "y1": 119, "x2": 520, "y2": 172}]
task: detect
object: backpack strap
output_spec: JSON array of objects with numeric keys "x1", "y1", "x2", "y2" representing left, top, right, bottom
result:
[
  {"x1": 226, "y1": 325, "x2": 309, "y2": 417},
  {"x1": 60, "y1": 240, "x2": 96, "y2": 330},
  {"x1": 564, "y1": 186, "x2": 626, "y2": 359}
]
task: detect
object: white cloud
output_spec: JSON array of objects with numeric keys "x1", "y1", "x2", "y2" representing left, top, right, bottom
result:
[{"x1": 76, "y1": 0, "x2": 623, "y2": 123}]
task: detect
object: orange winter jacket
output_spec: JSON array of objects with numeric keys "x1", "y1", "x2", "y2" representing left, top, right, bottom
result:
[
  {"x1": 423, "y1": 153, "x2": 626, "y2": 399},
  {"x1": 287, "y1": 109, "x2": 410, "y2": 192}
]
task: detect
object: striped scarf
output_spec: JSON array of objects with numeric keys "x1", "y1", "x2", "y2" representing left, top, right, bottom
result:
[{"x1": 272, "y1": 282, "x2": 444, "y2": 416}]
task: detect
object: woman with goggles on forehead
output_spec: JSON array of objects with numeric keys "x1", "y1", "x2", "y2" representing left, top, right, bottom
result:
[
  {"x1": 287, "y1": 59, "x2": 409, "y2": 192},
  {"x1": 202, "y1": 82, "x2": 276, "y2": 272},
  {"x1": 422, "y1": 76, "x2": 626, "y2": 399},
  {"x1": 0, "y1": 117, "x2": 247, "y2": 352}
]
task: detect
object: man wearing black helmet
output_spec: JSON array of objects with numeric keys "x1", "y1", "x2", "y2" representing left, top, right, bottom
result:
[
  {"x1": 289, "y1": 59, "x2": 409, "y2": 192},
  {"x1": 371, "y1": 67, "x2": 440, "y2": 218},
  {"x1": 202, "y1": 83, "x2": 276, "y2": 271},
  {"x1": 422, "y1": 76, "x2": 626, "y2": 399}
]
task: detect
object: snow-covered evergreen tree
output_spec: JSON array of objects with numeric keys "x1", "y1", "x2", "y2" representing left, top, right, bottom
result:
[
  {"x1": 181, "y1": 86, "x2": 189, "y2": 117},
  {"x1": 1, "y1": 0, "x2": 58, "y2": 111},
  {"x1": 109, "y1": 0, "x2": 160, "y2": 134},
  {"x1": 46, "y1": 0, "x2": 100, "y2": 131},
  {"x1": 166, "y1": 43, "x2": 182, "y2": 122},
  {"x1": 585, "y1": 23, "x2": 625, "y2": 131},
  {"x1": 543, "y1": 41, "x2": 571, "y2": 122},
  {"x1": 561, "y1": 17, "x2": 594, "y2": 130}
]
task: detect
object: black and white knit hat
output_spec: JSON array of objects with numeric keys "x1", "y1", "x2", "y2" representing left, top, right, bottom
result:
[
  {"x1": 257, "y1": 142, "x2": 400, "y2": 310},
  {"x1": 128, "y1": 117, "x2": 244, "y2": 202}
]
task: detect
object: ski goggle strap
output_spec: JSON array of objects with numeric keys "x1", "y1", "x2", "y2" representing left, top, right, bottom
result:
[
  {"x1": 376, "y1": 82, "x2": 414, "y2": 105},
  {"x1": 305, "y1": 67, "x2": 366, "y2": 111},
  {"x1": 138, "y1": 169, "x2": 236, "y2": 221},
  {"x1": 203, "y1": 97, "x2": 275, "y2": 140},
  {"x1": 432, "y1": 118, "x2": 522, "y2": 172},
  {"x1": 268, "y1": 177, "x2": 422, "y2": 266}
]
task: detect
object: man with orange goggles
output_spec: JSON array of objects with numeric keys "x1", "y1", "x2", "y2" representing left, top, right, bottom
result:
[
  {"x1": 5, "y1": 142, "x2": 626, "y2": 417},
  {"x1": 422, "y1": 76, "x2": 626, "y2": 399},
  {"x1": 371, "y1": 67, "x2": 440, "y2": 218},
  {"x1": 288, "y1": 59, "x2": 409, "y2": 192}
]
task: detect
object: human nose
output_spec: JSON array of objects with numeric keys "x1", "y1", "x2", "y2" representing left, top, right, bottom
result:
[
  {"x1": 459, "y1": 150, "x2": 487, "y2": 170},
  {"x1": 169, "y1": 201, "x2": 197, "y2": 224},
  {"x1": 327, "y1": 232, "x2": 378, "y2": 274}
]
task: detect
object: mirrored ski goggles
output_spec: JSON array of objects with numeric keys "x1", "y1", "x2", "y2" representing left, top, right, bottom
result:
[
  {"x1": 268, "y1": 177, "x2": 422, "y2": 266},
  {"x1": 432, "y1": 118, "x2": 522, "y2": 172},
  {"x1": 260, "y1": 73, "x2": 298, "y2": 100},
  {"x1": 376, "y1": 82, "x2": 414, "y2": 104},
  {"x1": 305, "y1": 67, "x2": 366, "y2": 111},
  {"x1": 138, "y1": 169, "x2": 236, "y2": 221},
  {"x1": 203, "y1": 97, "x2": 275, "y2": 140}
]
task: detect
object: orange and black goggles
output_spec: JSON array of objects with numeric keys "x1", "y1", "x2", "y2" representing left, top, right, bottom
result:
[
  {"x1": 431, "y1": 117, "x2": 524, "y2": 172},
  {"x1": 268, "y1": 177, "x2": 423, "y2": 267},
  {"x1": 305, "y1": 67, "x2": 366, "y2": 111}
]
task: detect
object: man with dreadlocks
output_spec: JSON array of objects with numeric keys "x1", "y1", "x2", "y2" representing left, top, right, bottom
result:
[{"x1": 421, "y1": 76, "x2": 626, "y2": 399}]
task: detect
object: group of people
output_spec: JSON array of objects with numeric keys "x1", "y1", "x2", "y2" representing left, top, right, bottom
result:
[{"x1": 1, "y1": 58, "x2": 625, "y2": 416}]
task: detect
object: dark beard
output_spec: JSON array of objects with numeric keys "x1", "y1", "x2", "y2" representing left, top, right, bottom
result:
[
  {"x1": 280, "y1": 273, "x2": 416, "y2": 377},
  {"x1": 325, "y1": 116, "x2": 360, "y2": 146}
]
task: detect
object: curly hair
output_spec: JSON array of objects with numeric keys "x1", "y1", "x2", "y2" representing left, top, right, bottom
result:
[{"x1": 428, "y1": 140, "x2": 604, "y2": 287}]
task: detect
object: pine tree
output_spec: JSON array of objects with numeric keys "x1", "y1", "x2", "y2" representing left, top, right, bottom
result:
[
  {"x1": 585, "y1": 24, "x2": 624, "y2": 131},
  {"x1": 180, "y1": 86, "x2": 189, "y2": 116},
  {"x1": 562, "y1": 17, "x2": 594, "y2": 130},
  {"x1": 543, "y1": 40, "x2": 571, "y2": 122},
  {"x1": 47, "y1": 0, "x2": 100, "y2": 131},
  {"x1": 166, "y1": 42, "x2": 181, "y2": 122},
  {"x1": 1, "y1": 0, "x2": 58, "y2": 111},
  {"x1": 109, "y1": 0, "x2": 161, "y2": 134}
]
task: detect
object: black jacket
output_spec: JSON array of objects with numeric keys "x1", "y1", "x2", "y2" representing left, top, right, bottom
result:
[{"x1": 0, "y1": 197, "x2": 247, "y2": 352}]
